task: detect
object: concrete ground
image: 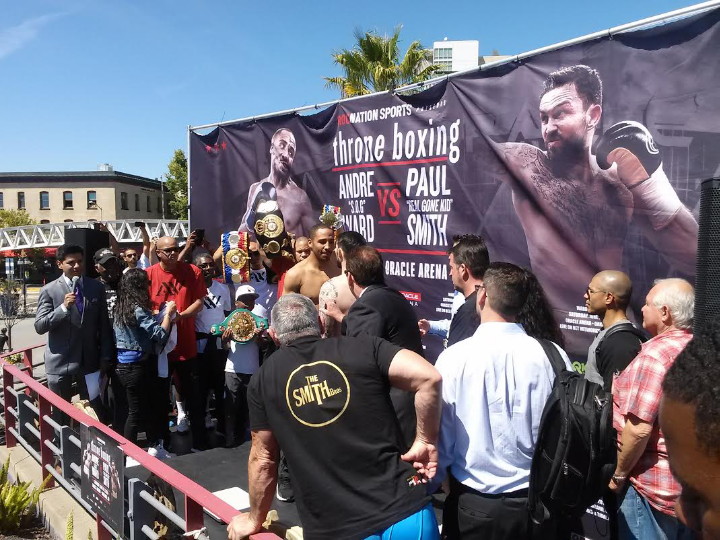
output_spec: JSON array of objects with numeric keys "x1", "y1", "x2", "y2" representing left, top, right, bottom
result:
[{"x1": 0, "y1": 444, "x2": 97, "y2": 540}]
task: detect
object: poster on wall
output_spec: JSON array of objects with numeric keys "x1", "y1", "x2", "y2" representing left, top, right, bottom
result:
[
  {"x1": 81, "y1": 425, "x2": 124, "y2": 534},
  {"x1": 190, "y1": 8, "x2": 720, "y2": 362}
]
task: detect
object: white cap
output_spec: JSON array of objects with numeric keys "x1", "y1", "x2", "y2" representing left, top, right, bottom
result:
[{"x1": 235, "y1": 284, "x2": 259, "y2": 301}]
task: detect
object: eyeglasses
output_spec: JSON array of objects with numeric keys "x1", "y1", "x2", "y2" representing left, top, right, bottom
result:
[
  {"x1": 158, "y1": 247, "x2": 180, "y2": 255},
  {"x1": 586, "y1": 287, "x2": 608, "y2": 296},
  {"x1": 124, "y1": 253, "x2": 138, "y2": 259}
]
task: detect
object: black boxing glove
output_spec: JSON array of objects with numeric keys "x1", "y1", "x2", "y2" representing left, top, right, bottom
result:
[
  {"x1": 246, "y1": 181, "x2": 277, "y2": 230},
  {"x1": 596, "y1": 121, "x2": 662, "y2": 186}
]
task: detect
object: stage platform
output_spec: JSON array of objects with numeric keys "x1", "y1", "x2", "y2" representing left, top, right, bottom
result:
[{"x1": 128, "y1": 441, "x2": 445, "y2": 539}]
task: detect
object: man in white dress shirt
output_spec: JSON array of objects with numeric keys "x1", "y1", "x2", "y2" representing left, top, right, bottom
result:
[{"x1": 434, "y1": 262, "x2": 571, "y2": 539}]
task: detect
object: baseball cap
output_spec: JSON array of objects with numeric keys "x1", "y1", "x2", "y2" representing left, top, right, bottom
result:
[
  {"x1": 94, "y1": 248, "x2": 119, "y2": 265},
  {"x1": 235, "y1": 284, "x2": 259, "y2": 301}
]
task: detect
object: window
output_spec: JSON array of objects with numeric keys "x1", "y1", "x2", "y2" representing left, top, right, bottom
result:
[
  {"x1": 63, "y1": 191, "x2": 73, "y2": 209},
  {"x1": 433, "y1": 47, "x2": 453, "y2": 71},
  {"x1": 121, "y1": 192, "x2": 128, "y2": 210},
  {"x1": 134, "y1": 193, "x2": 140, "y2": 211},
  {"x1": 87, "y1": 190, "x2": 97, "y2": 208},
  {"x1": 147, "y1": 195, "x2": 151, "y2": 212},
  {"x1": 40, "y1": 191, "x2": 50, "y2": 209},
  {"x1": 40, "y1": 219, "x2": 50, "y2": 224},
  {"x1": 64, "y1": 219, "x2": 73, "y2": 223},
  {"x1": 17, "y1": 192, "x2": 25, "y2": 210},
  {"x1": 0, "y1": 193, "x2": 4, "y2": 209},
  {"x1": 157, "y1": 197, "x2": 161, "y2": 212}
]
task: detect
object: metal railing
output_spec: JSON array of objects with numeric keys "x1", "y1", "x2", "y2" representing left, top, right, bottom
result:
[
  {"x1": 0, "y1": 220, "x2": 190, "y2": 251},
  {"x1": 1, "y1": 350, "x2": 280, "y2": 540}
]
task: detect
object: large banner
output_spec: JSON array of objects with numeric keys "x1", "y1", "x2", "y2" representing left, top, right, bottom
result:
[{"x1": 190, "y1": 9, "x2": 720, "y2": 361}]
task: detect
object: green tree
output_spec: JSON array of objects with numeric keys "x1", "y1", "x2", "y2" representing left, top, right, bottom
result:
[
  {"x1": 0, "y1": 210, "x2": 35, "y2": 229},
  {"x1": 164, "y1": 149, "x2": 188, "y2": 219},
  {"x1": 325, "y1": 26, "x2": 440, "y2": 98}
]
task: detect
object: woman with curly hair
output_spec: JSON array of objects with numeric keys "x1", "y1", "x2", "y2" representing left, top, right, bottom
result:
[
  {"x1": 113, "y1": 268, "x2": 176, "y2": 446},
  {"x1": 517, "y1": 268, "x2": 565, "y2": 348}
]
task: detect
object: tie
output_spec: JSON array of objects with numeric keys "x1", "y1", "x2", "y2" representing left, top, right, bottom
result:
[{"x1": 74, "y1": 280, "x2": 84, "y2": 316}]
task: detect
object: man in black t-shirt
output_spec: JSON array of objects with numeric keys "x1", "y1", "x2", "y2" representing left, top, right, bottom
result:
[
  {"x1": 584, "y1": 270, "x2": 645, "y2": 390},
  {"x1": 227, "y1": 293, "x2": 442, "y2": 540},
  {"x1": 446, "y1": 234, "x2": 490, "y2": 347}
]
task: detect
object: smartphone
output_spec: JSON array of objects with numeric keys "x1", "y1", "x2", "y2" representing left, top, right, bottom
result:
[
  {"x1": 134, "y1": 221, "x2": 145, "y2": 228},
  {"x1": 194, "y1": 229, "x2": 205, "y2": 244}
]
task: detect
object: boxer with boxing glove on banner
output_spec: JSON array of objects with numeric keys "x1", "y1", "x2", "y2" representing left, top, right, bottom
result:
[{"x1": 484, "y1": 65, "x2": 697, "y2": 354}]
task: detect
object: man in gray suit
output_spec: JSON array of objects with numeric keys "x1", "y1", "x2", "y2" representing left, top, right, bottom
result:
[{"x1": 34, "y1": 244, "x2": 113, "y2": 405}]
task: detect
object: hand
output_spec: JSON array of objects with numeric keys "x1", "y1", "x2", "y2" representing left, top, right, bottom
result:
[
  {"x1": 165, "y1": 301, "x2": 177, "y2": 317},
  {"x1": 595, "y1": 121, "x2": 662, "y2": 187},
  {"x1": 400, "y1": 439, "x2": 438, "y2": 483},
  {"x1": 320, "y1": 300, "x2": 343, "y2": 323},
  {"x1": 222, "y1": 327, "x2": 234, "y2": 342},
  {"x1": 63, "y1": 292, "x2": 76, "y2": 309},
  {"x1": 187, "y1": 231, "x2": 198, "y2": 247},
  {"x1": 418, "y1": 319, "x2": 430, "y2": 337},
  {"x1": 608, "y1": 476, "x2": 626, "y2": 494},
  {"x1": 96, "y1": 222, "x2": 109, "y2": 232},
  {"x1": 227, "y1": 513, "x2": 261, "y2": 540}
]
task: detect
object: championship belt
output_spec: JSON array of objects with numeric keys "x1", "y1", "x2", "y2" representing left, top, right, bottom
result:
[
  {"x1": 210, "y1": 308, "x2": 268, "y2": 343},
  {"x1": 221, "y1": 231, "x2": 250, "y2": 284},
  {"x1": 253, "y1": 199, "x2": 293, "y2": 259}
]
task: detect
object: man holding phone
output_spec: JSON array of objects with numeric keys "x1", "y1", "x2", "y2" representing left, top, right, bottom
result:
[{"x1": 122, "y1": 222, "x2": 154, "y2": 272}]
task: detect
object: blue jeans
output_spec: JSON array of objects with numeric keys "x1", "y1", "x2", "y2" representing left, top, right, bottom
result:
[
  {"x1": 618, "y1": 484, "x2": 694, "y2": 540},
  {"x1": 364, "y1": 504, "x2": 439, "y2": 540}
]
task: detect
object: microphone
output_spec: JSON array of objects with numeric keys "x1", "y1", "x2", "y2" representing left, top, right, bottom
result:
[{"x1": 71, "y1": 275, "x2": 79, "y2": 293}]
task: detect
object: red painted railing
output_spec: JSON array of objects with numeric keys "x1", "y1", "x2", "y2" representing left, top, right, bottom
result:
[{"x1": 1, "y1": 355, "x2": 280, "y2": 539}]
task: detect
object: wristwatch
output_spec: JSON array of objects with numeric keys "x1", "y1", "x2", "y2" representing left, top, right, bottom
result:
[{"x1": 611, "y1": 474, "x2": 627, "y2": 484}]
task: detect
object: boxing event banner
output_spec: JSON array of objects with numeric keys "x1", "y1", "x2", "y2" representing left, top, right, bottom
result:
[{"x1": 191, "y1": 8, "x2": 720, "y2": 362}]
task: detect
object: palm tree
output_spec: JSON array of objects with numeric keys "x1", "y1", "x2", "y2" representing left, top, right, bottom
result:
[{"x1": 325, "y1": 26, "x2": 440, "y2": 98}]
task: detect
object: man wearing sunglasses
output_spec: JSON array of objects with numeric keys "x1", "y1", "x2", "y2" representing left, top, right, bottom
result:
[
  {"x1": 146, "y1": 236, "x2": 208, "y2": 451},
  {"x1": 584, "y1": 270, "x2": 645, "y2": 391}
]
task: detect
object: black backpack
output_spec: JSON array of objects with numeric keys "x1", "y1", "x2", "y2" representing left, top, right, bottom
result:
[{"x1": 528, "y1": 339, "x2": 616, "y2": 524}]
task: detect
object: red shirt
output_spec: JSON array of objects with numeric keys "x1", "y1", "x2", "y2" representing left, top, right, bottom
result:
[
  {"x1": 612, "y1": 328, "x2": 692, "y2": 516},
  {"x1": 146, "y1": 262, "x2": 205, "y2": 362}
]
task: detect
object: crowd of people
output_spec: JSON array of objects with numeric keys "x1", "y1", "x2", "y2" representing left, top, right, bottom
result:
[{"x1": 31, "y1": 218, "x2": 720, "y2": 540}]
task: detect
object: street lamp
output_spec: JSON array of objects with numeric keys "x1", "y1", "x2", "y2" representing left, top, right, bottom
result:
[{"x1": 17, "y1": 251, "x2": 28, "y2": 314}]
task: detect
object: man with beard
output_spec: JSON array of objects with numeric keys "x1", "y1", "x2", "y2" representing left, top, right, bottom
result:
[
  {"x1": 487, "y1": 65, "x2": 697, "y2": 354},
  {"x1": 282, "y1": 224, "x2": 340, "y2": 305},
  {"x1": 239, "y1": 128, "x2": 316, "y2": 238}
]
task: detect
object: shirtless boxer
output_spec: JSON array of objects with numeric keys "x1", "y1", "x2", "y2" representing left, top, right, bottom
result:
[
  {"x1": 239, "y1": 128, "x2": 316, "y2": 238},
  {"x1": 282, "y1": 224, "x2": 340, "y2": 305},
  {"x1": 318, "y1": 231, "x2": 367, "y2": 337},
  {"x1": 485, "y1": 65, "x2": 697, "y2": 350}
]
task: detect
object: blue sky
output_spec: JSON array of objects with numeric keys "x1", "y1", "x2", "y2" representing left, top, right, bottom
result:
[{"x1": 0, "y1": 0, "x2": 702, "y2": 180}]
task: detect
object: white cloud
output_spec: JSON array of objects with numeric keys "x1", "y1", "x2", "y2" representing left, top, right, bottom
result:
[{"x1": 0, "y1": 13, "x2": 65, "y2": 60}]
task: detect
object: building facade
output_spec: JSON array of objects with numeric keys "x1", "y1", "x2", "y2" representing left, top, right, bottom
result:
[
  {"x1": 432, "y1": 39, "x2": 509, "y2": 74},
  {"x1": 0, "y1": 169, "x2": 168, "y2": 224}
]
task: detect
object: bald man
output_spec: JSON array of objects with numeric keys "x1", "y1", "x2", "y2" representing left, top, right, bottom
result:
[
  {"x1": 282, "y1": 224, "x2": 340, "y2": 305},
  {"x1": 583, "y1": 270, "x2": 646, "y2": 390},
  {"x1": 293, "y1": 236, "x2": 311, "y2": 262}
]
